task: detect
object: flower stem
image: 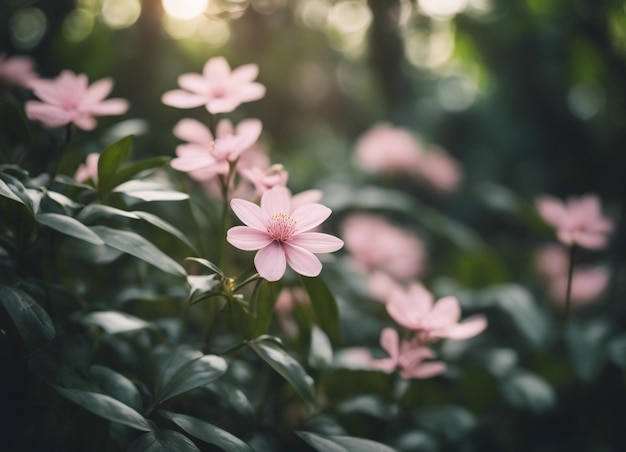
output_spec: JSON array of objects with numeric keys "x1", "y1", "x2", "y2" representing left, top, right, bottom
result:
[
  {"x1": 562, "y1": 244, "x2": 577, "y2": 325},
  {"x1": 47, "y1": 123, "x2": 73, "y2": 186}
]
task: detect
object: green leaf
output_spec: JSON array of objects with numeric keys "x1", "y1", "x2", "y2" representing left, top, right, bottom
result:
[
  {"x1": 248, "y1": 280, "x2": 278, "y2": 338},
  {"x1": 185, "y1": 257, "x2": 224, "y2": 278},
  {"x1": 0, "y1": 172, "x2": 34, "y2": 214},
  {"x1": 80, "y1": 310, "x2": 151, "y2": 334},
  {"x1": 296, "y1": 431, "x2": 397, "y2": 452},
  {"x1": 90, "y1": 225, "x2": 186, "y2": 277},
  {"x1": 36, "y1": 213, "x2": 105, "y2": 245},
  {"x1": 187, "y1": 275, "x2": 223, "y2": 305},
  {"x1": 128, "y1": 430, "x2": 200, "y2": 452},
  {"x1": 52, "y1": 385, "x2": 153, "y2": 432},
  {"x1": 300, "y1": 275, "x2": 341, "y2": 345},
  {"x1": 308, "y1": 325, "x2": 333, "y2": 369},
  {"x1": 109, "y1": 156, "x2": 170, "y2": 189},
  {"x1": 88, "y1": 365, "x2": 144, "y2": 412},
  {"x1": 133, "y1": 211, "x2": 196, "y2": 252},
  {"x1": 499, "y1": 369, "x2": 556, "y2": 413},
  {"x1": 97, "y1": 135, "x2": 134, "y2": 196},
  {"x1": 0, "y1": 284, "x2": 55, "y2": 351},
  {"x1": 113, "y1": 180, "x2": 188, "y2": 202},
  {"x1": 157, "y1": 354, "x2": 228, "y2": 403},
  {"x1": 0, "y1": 177, "x2": 24, "y2": 205},
  {"x1": 249, "y1": 336, "x2": 316, "y2": 409},
  {"x1": 159, "y1": 411, "x2": 252, "y2": 452},
  {"x1": 77, "y1": 204, "x2": 140, "y2": 223}
]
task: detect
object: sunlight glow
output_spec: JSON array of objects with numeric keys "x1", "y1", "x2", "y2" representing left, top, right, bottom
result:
[
  {"x1": 162, "y1": 0, "x2": 209, "y2": 20},
  {"x1": 101, "y1": 0, "x2": 141, "y2": 29},
  {"x1": 418, "y1": 0, "x2": 468, "y2": 19}
]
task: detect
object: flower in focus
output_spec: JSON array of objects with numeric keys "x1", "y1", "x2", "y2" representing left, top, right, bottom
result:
[
  {"x1": 535, "y1": 194, "x2": 613, "y2": 249},
  {"x1": 170, "y1": 117, "x2": 262, "y2": 180},
  {"x1": 227, "y1": 185, "x2": 343, "y2": 281},
  {"x1": 0, "y1": 53, "x2": 38, "y2": 88},
  {"x1": 341, "y1": 213, "x2": 426, "y2": 282},
  {"x1": 535, "y1": 244, "x2": 610, "y2": 308},
  {"x1": 335, "y1": 328, "x2": 445, "y2": 379},
  {"x1": 415, "y1": 146, "x2": 463, "y2": 192},
  {"x1": 25, "y1": 70, "x2": 128, "y2": 130},
  {"x1": 74, "y1": 153, "x2": 100, "y2": 183},
  {"x1": 386, "y1": 283, "x2": 487, "y2": 342},
  {"x1": 161, "y1": 57, "x2": 266, "y2": 114},
  {"x1": 353, "y1": 123, "x2": 423, "y2": 175}
]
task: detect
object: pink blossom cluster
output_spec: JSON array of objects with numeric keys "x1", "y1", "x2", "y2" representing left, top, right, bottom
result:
[
  {"x1": 340, "y1": 213, "x2": 426, "y2": 300},
  {"x1": 338, "y1": 282, "x2": 487, "y2": 379},
  {"x1": 534, "y1": 244, "x2": 610, "y2": 308},
  {"x1": 353, "y1": 123, "x2": 463, "y2": 192},
  {"x1": 535, "y1": 194, "x2": 613, "y2": 250}
]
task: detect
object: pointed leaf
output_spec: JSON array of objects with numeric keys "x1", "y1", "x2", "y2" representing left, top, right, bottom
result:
[
  {"x1": 110, "y1": 156, "x2": 170, "y2": 189},
  {"x1": 296, "y1": 431, "x2": 348, "y2": 452},
  {"x1": 88, "y1": 365, "x2": 144, "y2": 412},
  {"x1": 499, "y1": 369, "x2": 556, "y2": 413},
  {"x1": 300, "y1": 275, "x2": 341, "y2": 345},
  {"x1": 134, "y1": 211, "x2": 196, "y2": 252},
  {"x1": 0, "y1": 172, "x2": 33, "y2": 214},
  {"x1": 0, "y1": 284, "x2": 55, "y2": 351},
  {"x1": 52, "y1": 385, "x2": 153, "y2": 432},
  {"x1": 308, "y1": 325, "x2": 333, "y2": 369},
  {"x1": 90, "y1": 225, "x2": 186, "y2": 277},
  {"x1": 157, "y1": 354, "x2": 228, "y2": 403},
  {"x1": 80, "y1": 310, "x2": 151, "y2": 334},
  {"x1": 249, "y1": 280, "x2": 278, "y2": 338},
  {"x1": 0, "y1": 177, "x2": 24, "y2": 205},
  {"x1": 78, "y1": 204, "x2": 140, "y2": 223},
  {"x1": 98, "y1": 135, "x2": 134, "y2": 195},
  {"x1": 128, "y1": 430, "x2": 199, "y2": 452},
  {"x1": 36, "y1": 213, "x2": 105, "y2": 245},
  {"x1": 249, "y1": 336, "x2": 316, "y2": 409},
  {"x1": 185, "y1": 257, "x2": 224, "y2": 278},
  {"x1": 160, "y1": 411, "x2": 252, "y2": 452}
]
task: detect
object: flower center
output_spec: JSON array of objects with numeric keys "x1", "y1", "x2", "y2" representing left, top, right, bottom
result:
[{"x1": 267, "y1": 212, "x2": 297, "y2": 242}]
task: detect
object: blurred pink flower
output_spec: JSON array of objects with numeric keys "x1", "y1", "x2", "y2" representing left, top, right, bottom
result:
[
  {"x1": 353, "y1": 123, "x2": 423, "y2": 175},
  {"x1": 74, "y1": 153, "x2": 100, "y2": 183},
  {"x1": 25, "y1": 70, "x2": 128, "y2": 130},
  {"x1": 415, "y1": 146, "x2": 463, "y2": 192},
  {"x1": 534, "y1": 244, "x2": 610, "y2": 308},
  {"x1": 275, "y1": 287, "x2": 310, "y2": 337},
  {"x1": 0, "y1": 53, "x2": 38, "y2": 88},
  {"x1": 335, "y1": 328, "x2": 445, "y2": 379},
  {"x1": 239, "y1": 163, "x2": 289, "y2": 198},
  {"x1": 170, "y1": 117, "x2": 262, "y2": 179},
  {"x1": 161, "y1": 56, "x2": 266, "y2": 114},
  {"x1": 535, "y1": 194, "x2": 613, "y2": 250},
  {"x1": 386, "y1": 283, "x2": 487, "y2": 342},
  {"x1": 368, "y1": 271, "x2": 404, "y2": 303},
  {"x1": 227, "y1": 186, "x2": 343, "y2": 281},
  {"x1": 341, "y1": 213, "x2": 426, "y2": 281}
]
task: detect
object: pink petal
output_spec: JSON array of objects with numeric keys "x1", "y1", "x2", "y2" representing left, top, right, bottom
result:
[
  {"x1": 203, "y1": 56, "x2": 231, "y2": 80},
  {"x1": 536, "y1": 195, "x2": 567, "y2": 228},
  {"x1": 291, "y1": 190, "x2": 323, "y2": 209},
  {"x1": 227, "y1": 226, "x2": 273, "y2": 250},
  {"x1": 174, "y1": 118, "x2": 214, "y2": 145},
  {"x1": 171, "y1": 149, "x2": 214, "y2": 172},
  {"x1": 261, "y1": 185, "x2": 291, "y2": 217},
  {"x1": 88, "y1": 98, "x2": 128, "y2": 116},
  {"x1": 255, "y1": 242, "x2": 286, "y2": 281},
  {"x1": 405, "y1": 283, "x2": 435, "y2": 318},
  {"x1": 25, "y1": 102, "x2": 73, "y2": 127},
  {"x1": 230, "y1": 198, "x2": 267, "y2": 230},
  {"x1": 283, "y1": 243, "x2": 323, "y2": 277},
  {"x1": 231, "y1": 64, "x2": 259, "y2": 83},
  {"x1": 234, "y1": 119, "x2": 263, "y2": 150},
  {"x1": 289, "y1": 232, "x2": 343, "y2": 253},
  {"x1": 81, "y1": 78, "x2": 113, "y2": 106},
  {"x1": 428, "y1": 296, "x2": 461, "y2": 327},
  {"x1": 206, "y1": 97, "x2": 241, "y2": 114},
  {"x1": 161, "y1": 90, "x2": 207, "y2": 108},
  {"x1": 439, "y1": 314, "x2": 487, "y2": 340},
  {"x1": 216, "y1": 118, "x2": 234, "y2": 138},
  {"x1": 30, "y1": 79, "x2": 63, "y2": 106},
  {"x1": 379, "y1": 327, "x2": 399, "y2": 361},
  {"x1": 73, "y1": 114, "x2": 97, "y2": 131},
  {"x1": 401, "y1": 362, "x2": 446, "y2": 379},
  {"x1": 386, "y1": 290, "x2": 421, "y2": 329},
  {"x1": 291, "y1": 204, "x2": 331, "y2": 232},
  {"x1": 178, "y1": 73, "x2": 208, "y2": 94},
  {"x1": 237, "y1": 82, "x2": 266, "y2": 103},
  {"x1": 570, "y1": 230, "x2": 608, "y2": 250}
]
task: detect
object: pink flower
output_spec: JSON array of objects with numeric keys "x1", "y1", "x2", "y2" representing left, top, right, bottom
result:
[
  {"x1": 386, "y1": 283, "x2": 487, "y2": 342},
  {"x1": 25, "y1": 70, "x2": 128, "y2": 130},
  {"x1": 415, "y1": 146, "x2": 463, "y2": 192},
  {"x1": 170, "y1": 117, "x2": 262, "y2": 180},
  {"x1": 0, "y1": 53, "x2": 38, "y2": 88},
  {"x1": 227, "y1": 186, "x2": 344, "y2": 281},
  {"x1": 368, "y1": 271, "x2": 404, "y2": 303},
  {"x1": 535, "y1": 194, "x2": 613, "y2": 249},
  {"x1": 534, "y1": 244, "x2": 610, "y2": 308},
  {"x1": 239, "y1": 163, "x2": 289, "y2": 198},
  {"x1": 74, "y1": 153, "x2": 100, "y2": 183},
  {"x1": 341, "y1": 213, "x2": 426, "y2": 281},
  {"x1": 161, "y1": 56, "x2": 266, "y2": 114},
  {"x1": 353, "y1": 123, "x2": 423, "y2": 175},
  {"x1": 336, "y1": 328, "x2": 445, "y2": 379}
]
